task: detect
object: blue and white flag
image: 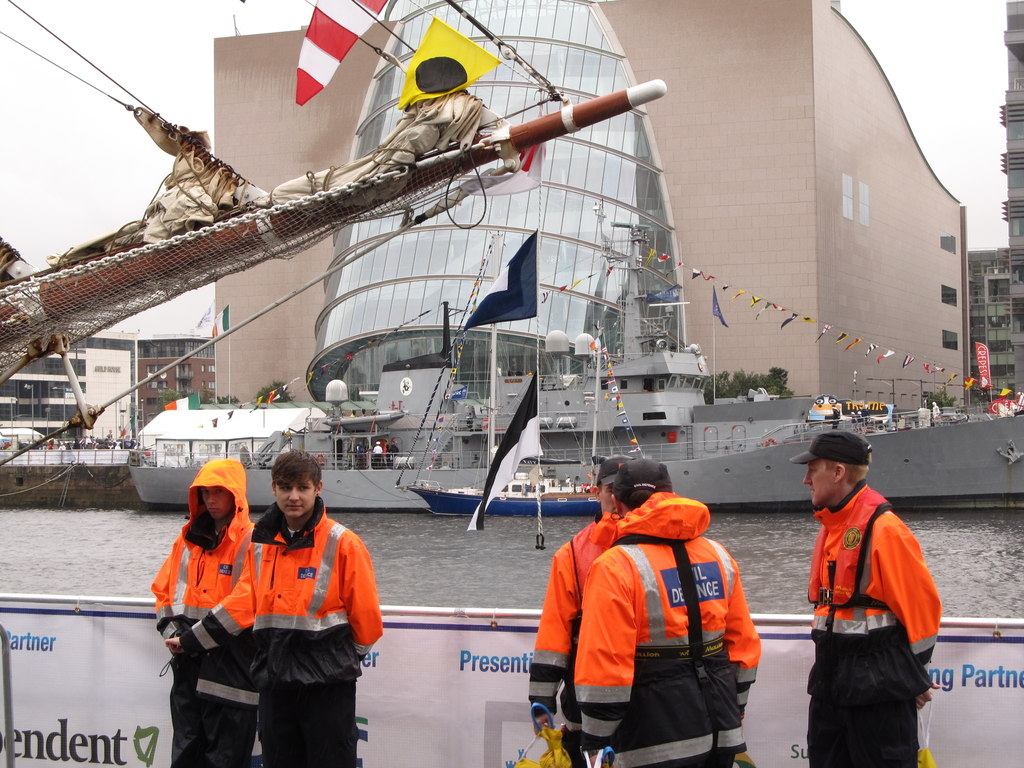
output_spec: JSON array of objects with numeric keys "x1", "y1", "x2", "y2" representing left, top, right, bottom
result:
[
  {"x1": 468, "y1": 376, "x2": 541, "y2": 531},
  {"x1": 712, "y1": 287, "x2": 729, "y2": 328},
  {"x1": 449, "y1": 385, "x2": 468, "y2": 400},
  {"x1": 646, "y1": 284, "x2": 681, "y2": 304},
  {"x1": 465, "y1": 232, "x2": 538, "y2": 330}
]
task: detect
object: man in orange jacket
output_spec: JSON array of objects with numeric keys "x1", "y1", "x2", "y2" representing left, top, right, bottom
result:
[
  {"x1": 529, "y1": 455, "x2": 628, "y2": 768},
  {"x1": 790, "y1": 431, "x2": 941, "y2": 768},
  {"x1": 575, "y1": 459, "x2": 761, "y2": 768},
  {"x1": 166, "y1": 451, "x2": 383, "y2": 768},
  {"x1": 152, "y1": 458, "x2": 257, "y2": 768}
]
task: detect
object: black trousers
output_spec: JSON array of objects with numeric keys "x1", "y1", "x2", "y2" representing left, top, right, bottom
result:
[
  {"x1": 808, "y1": 696, "x2": 918, "y2": 768},
  {"x1": 169, "y1": 656, "x2": 257, "y2": 768},
  {"x1": 259, "y1": 682, "x2": 358, "y2": 768}
]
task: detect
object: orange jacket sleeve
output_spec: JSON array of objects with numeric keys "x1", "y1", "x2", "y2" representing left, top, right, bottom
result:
[
  {"x1": 867, "y1": 515, "x2": 942, "y2": 656},
  {"x1": 336, "y1": 529, "x2": 383, "y2": 653}
]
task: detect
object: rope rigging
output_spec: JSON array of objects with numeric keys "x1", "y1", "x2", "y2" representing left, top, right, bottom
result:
[{"x1": 3, "y1": 0, "x2": 155, "y2": 113}]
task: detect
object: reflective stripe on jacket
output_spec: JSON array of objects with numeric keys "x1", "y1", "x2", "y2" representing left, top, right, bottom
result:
[
  {"x1": 575, "y1": 493, "x2": 760, "y2": 766},
  {"x1": 183, "y1": 497, "x2": 383, "y2": 691},
  {"x1": 151, "y1": 458, "x2": 257, "y2": 707},
  {"x1": 529, "y1": 519, "x2": 610, "y2": 723},
  {"x1": 807, "y1": 483, "x2": 941, "y2": 705}
]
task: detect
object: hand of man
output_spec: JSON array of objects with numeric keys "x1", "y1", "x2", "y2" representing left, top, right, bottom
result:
[
  {"x1": 916, "y1": 682, "x2": 940, "y2": 709},
  {"x1": 165, "y1": 637, "x2": 184, "y2": 655}
]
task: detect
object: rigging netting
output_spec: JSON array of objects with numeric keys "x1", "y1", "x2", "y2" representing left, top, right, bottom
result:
[{"x1": 0, "y1": 145, "x2": 490, "y2": 374}]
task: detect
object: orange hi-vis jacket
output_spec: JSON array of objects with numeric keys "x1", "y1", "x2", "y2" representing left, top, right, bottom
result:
[
  {"x1": 529, "y1": 514, "x2": 618, "y2": 722},
  {"x1": 151, "y1": 458, "x2": 256, "y2": 706},
  {"x1": 181, "y1": 497, "x2": 383, "y2": 690},
  {"x1": 807, "y1": 483, "x2": 941, "y2": 704},
  {"x1": 575, "y1": 493, "x2": 760, "y2": 764}
]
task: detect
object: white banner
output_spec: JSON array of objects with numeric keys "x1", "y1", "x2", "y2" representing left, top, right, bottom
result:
[{"x1": 0, "y1": 598, "x2": 1021, "y2": 767}]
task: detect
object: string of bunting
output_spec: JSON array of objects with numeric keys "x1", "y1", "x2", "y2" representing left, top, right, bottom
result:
[
  {"x1": 422, "y1": 249, "x2": 494, "y2": 470},
  {"x1": 541, "y1": 267, "x2": 604, "y2": 304},
  {"x1": 595, "y1": 336, "x2": 645, "y2": 457},
  {"x1": 660, "y1": 255, "x2": 971, "y2": 391}
]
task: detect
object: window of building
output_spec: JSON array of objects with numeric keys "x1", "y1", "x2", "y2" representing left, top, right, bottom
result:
[
  {"x1": 842, "y1": 174, "x2": 853, "y2": 220},
  {"x1": 942, "y1": 330, "x2": 958, "y2": 350},
  {"x1": 1011, "y1": 169, "x2": 1024, "y2": 188},
  {"x1": 858, "y1": 181, "x2": 869, "y2": 225},
  {"x1": 941, "y1": 285, "x2": 957, "y2": 306},
  {"x1": 1012, "y1": 218, "x2": 1024, "y2": 238},
  {"x1": 1011, "y1": 121, "x2": 1024, "y2": 141},
  {"x1": 940, "y1": 233, "x2": 957, "y2": 253},
  {"x1": 989, "y1": 277, "x2": 1010, "y2": 299}
]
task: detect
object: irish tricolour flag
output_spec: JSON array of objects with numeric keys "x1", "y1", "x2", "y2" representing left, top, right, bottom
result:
[{"x1": 164, "y1": 393, "x2": 200, "y2": 411}]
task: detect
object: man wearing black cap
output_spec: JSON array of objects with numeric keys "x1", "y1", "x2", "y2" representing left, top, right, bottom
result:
[
  {"x1": 528, "y1": 456, "x2": 628, "y2": 768},
  {"x1": 574, "y1": 458, "x2": 761, "y2": 768},
  {"x1": 790, "y1": 432, "x2": 941, "y2": 768}
]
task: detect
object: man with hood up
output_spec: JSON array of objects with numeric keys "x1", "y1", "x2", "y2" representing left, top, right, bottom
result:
[
  {"x1": 152, "y1": 458, "x2": 257, "y2": 768},
  {"x1": 575, "y1": 459, "x2": 761, "y2": 768}
]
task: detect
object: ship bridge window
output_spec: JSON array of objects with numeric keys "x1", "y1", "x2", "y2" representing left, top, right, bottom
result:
[
  {"x1": 643, "y1": 412, "x2": 667, "y2": 420},
  {"x1": 619, "y1": 379, "x2": 629, "y2": 390},
  {"x1": 643, "y1": 378, "x2": 654, "y2": 391}
]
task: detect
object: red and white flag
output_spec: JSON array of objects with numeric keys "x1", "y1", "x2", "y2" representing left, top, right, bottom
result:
[
  {"x1": 460, "y1": 144, "x2": 545, "y2": 196},
  {"x1": 296, "y1": 0, "x2": 388, "y2": 106}
]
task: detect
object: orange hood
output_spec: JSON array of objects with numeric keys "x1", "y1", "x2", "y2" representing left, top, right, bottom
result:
[
  {"x1": 612, "y1": 491, "x2": 711, "y2": 542},
  {"x1": 187, "y1": 458, "x2": 250, "y2": 526}
]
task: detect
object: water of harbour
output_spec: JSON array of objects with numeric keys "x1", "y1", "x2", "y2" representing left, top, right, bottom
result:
[{"x1": 0, "y1": 507, "x2": 1019, "y2": 618}]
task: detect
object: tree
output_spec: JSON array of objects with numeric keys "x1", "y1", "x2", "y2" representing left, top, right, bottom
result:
[
  {"x1": 705, "y1": 368, "x2": 795, "y2": 404},
  {"x1": 158, "y1": 389, "x2": 181, "y2": 409},
  {"x1": 255, "y1": 381, "x2": 293, "y2": 404},
  {"x1": 924, "y1": 389, "x2": 958, "y2": 408}
]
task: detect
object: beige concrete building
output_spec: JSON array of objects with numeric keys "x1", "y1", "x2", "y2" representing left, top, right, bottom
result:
[{"x1": 212, "y1": 0, "x2": 966, "y2": 410}]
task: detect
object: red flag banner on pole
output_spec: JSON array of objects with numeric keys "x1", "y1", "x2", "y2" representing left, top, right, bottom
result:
[
  {"x1": 975, "y1": 342, "x2": 992, "y2": 389},
  {"x1": 296, "y1": 0, "x2": 388, "y2": 106}
]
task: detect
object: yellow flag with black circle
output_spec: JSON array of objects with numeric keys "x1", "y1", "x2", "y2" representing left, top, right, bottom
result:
[{"x1": 398, "y1": 16, "x2": 501, "y2": 110}]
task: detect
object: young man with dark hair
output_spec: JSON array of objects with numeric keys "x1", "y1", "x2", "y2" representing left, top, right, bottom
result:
[
  {"x1": 167, "y1": 450, "x2": 383, "y2": 768},
  {"x1": 790, "y1": 431, "x2": 941, "y2": 768},
  {"x1": 529, "y1": 455, "x2": 629, "y2": 768},
  {"x1": 152, "y1": 458, "x2": 257, "y2": 768},
  {"x1": 574, "y1": 458, "x2": 761, "y2": 768}
]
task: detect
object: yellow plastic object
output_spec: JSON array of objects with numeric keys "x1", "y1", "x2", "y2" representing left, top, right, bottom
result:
[
  {"x1": 917, "y1": 747, "x2": 938, "y2": 768},
  {"x1": 515, "y1": 726, "x2": 573, "y2": 768}
]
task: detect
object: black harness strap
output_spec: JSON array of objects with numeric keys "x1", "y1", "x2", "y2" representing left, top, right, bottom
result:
[{"x1": 615, "y1": 534, "x2": 720, "y2": 751}]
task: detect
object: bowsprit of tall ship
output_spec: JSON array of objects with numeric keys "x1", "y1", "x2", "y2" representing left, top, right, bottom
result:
[{"x1": 0, "y1": 75, "x2": 666, "y2": 442}]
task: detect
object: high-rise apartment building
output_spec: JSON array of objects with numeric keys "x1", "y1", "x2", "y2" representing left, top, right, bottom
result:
[
  {"x1": 213, "y1": 0, "x2": 965, "y2": 411},
  {"x1": 968, "y1": 248, "x2": 1013, "y2": 395},
  {"x1": 1004, "y1": 1, "x2": 1024, "y2": 388}
]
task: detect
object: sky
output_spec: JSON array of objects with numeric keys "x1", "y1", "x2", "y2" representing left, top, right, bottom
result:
[{"x1": 0, "y1": 0, "x2": 1011, "y2": 337}]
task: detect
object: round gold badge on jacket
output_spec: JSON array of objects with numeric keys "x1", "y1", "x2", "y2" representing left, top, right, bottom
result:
[{"x1": 843, "y1": 527, "x2": 862, "y2": 549}]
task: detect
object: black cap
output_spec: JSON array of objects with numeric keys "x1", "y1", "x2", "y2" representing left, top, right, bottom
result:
[
  {"x1": 789, "y1": 431, "x2": 872, "y2": 466},
  {"x1": 596, "y1": 455, "x2": 629, "y2": 487},
  {"x1": 613, "y1": 458, "x2": 673, "y2": 501}
]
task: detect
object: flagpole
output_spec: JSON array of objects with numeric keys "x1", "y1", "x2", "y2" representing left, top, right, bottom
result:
[
  {"x1": 487, "y1": 233, "x2": 504, "y2": 460},
  {"x1": 712, "y1": 312, "x2": 717, "y2": 402}
]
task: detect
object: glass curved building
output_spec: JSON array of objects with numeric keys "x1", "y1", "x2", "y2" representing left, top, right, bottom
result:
[
  {"x1": 215, "y1": 0, "x2": 966, "y2": 410},
  {"x1": 306, "y1": 0, "x2": 677, "y2": 400}
]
